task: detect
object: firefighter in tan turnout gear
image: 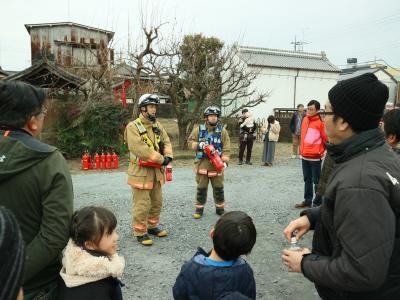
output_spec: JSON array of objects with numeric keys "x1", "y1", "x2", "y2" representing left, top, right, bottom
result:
[
  {"x1": 188, "y1": 106, "x2": 231, "y2": 219},
  {"x1": 125, "y1": 94, "x2": 173, "y2": 246}
]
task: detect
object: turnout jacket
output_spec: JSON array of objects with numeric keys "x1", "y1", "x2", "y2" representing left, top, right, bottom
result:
[
  {"x1": 0, "y1": 128, "x2": 73, "y2": 294},
  {"x1": 188, "y1": 123, "x2": 231, "y2": 177},
  {"x1": 125, "y1": 114, "x2": 173, "y2": 189},
  {"x1": 300, "y1": 128, "x2": 400, "y2": 300}
]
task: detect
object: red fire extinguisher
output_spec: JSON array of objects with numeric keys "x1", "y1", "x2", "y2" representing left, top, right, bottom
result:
[
  {"x1": 100, "y1": 152, "x2": 106, "y2": 169},
  {"x1": 94, "y1": 152, "x2": 101, "y2": 169},
  {"x1": 138, "y1": 160, "x2": 162, "y2": 168},
  {"x1": 82, "y1": 151, "x2": 89, "y2": 170},
  {"x1": 166, "y1": 163, "x2": 173, "y2": 181},
  {"x1": 204, "y1": 144, "x2": 225, "y2": 171},
  {"x1": 112, "y1": 152, "x2": 119, "y2": 169},
  {"x1": 106, "y1": 152, "x2": 112, "y2": 169},
  {"x1": 88, "y1": 152, "x2": 93, "y2": 169}
]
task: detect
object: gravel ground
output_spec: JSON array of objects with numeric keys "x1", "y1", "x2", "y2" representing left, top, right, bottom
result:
[{"x1": 72, "y1": 157, "x2": 320, "y2": 300}]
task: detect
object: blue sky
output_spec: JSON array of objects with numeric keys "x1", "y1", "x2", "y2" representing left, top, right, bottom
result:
[{"x1": 1, "y1": 0, "x2": 399, "y2": 71}]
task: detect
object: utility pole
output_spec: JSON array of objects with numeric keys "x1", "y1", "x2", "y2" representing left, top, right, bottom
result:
[{"x1": 67, "y1": 0, "x2": 70, "y2": 21}]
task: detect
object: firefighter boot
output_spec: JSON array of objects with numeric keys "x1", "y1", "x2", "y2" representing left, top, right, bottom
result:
[
  {"x1": 136, "y1": 233, "x2": 153, "y2": 246},
  {"x1": 216, "y1": 207, "x2": 225, "y2": 216},
  {"x1": 193, "y1": 207, "x2": 204, "y2": 219},
  {"x1": 148, "y1": 227, "x2": 168, "y2": 237},
  {"x1": 214, "y1": 187, "x2": 225, "y2": 216},
  {"x1": 194, "y1": 188, "x2": 207, "y2": 219}
]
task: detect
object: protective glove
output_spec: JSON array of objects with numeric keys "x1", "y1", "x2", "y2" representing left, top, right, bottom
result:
[
  {"x1": 198, "y1": 142, "x2": 206, "y2": 151},
  {"x1": 162, "y1": 156, "x2": 173, "y2": 166}
]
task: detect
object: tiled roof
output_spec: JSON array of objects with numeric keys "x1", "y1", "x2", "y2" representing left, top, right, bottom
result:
[
  {"x1": 340, "y1": 67, "x2": 398, "y2": 83},
  {"x1": 237, "y1": 45, "x2": 340, "y2": 73},
  {"x1": 0, "y1": 68, "x2": 9, "y2": 77},
  {"x1": 5, "y1": 59, "x2": 85, "y2": 89},
  {"x1": 339, "y1": 67, "x2": 380, "y2": 80}
]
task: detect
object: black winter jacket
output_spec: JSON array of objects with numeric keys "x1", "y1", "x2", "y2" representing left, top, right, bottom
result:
[
  {"x1": 58, "y1": 277, "x2": 123, "y2": 300},
  {"x1": 173, "y1": 248, "x2": 256, "y2": 300},
  {"x1": 301, "y1": 128, "x2": 400, "y2": 300}
]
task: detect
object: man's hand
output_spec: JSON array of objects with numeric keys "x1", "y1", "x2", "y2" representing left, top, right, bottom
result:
[
  {"x1": 281, "y1": 248, "x2": 311, "y2": 273},
  {"x1": 162, "y1": 156, "x2": 172, "y2": 166},
  {"x1": 283, "y1": 215, "x2": 311, "y2": 242}
]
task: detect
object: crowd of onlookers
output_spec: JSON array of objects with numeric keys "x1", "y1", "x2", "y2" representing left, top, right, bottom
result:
[{"x1": 1, "y1": 72, "x2": 400, "y2": 300}]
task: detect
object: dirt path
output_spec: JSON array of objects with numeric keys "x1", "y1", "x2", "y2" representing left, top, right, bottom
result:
[{"x1": 72, "y1": 156, "x2": 320, "y2": 299}]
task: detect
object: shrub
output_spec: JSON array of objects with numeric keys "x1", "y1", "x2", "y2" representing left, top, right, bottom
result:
[{"x1": 55, "y1": 100, "x2": 130, "y2": 158}]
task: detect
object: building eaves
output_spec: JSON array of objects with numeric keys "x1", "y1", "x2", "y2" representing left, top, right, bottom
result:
[
  {"x1": 237, "y1": 45, "x2": 340, "y2": 73},
  {"x1": 340, "y1": 67, "x2": 398, "y2": 83},
  {"x1": 25, "y1": 22, "x2": 115, "y2": 40},
  {"x1": 0, "y1": 68, "x2": 9, "y2": 77},
  {"x1": 5, "y1": 59, "x2": 85, "y2": 88}
]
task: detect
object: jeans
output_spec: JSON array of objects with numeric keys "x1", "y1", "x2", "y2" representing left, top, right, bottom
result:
[{"x1": 302, "y1": 159, "x2": 323, "y2": 206}]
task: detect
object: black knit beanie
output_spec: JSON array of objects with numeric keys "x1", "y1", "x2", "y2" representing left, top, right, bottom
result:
[
  {"x1": 328, "y1": 73, "x2": 389, "y2": 132},
  {"x1": 0, "y1": 207, "x2": 25, "y2": 300}
]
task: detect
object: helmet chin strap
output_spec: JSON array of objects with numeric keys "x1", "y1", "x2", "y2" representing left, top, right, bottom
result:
[
  {"x1": 141, "y1": 107, "x2": 156, "y2": 122},
  {"x1": 207, "y1": 120, "x2": 218, "y2": 126},
  {"x1": 147, "y1": 114, "x2": 156, "y2": 122}
]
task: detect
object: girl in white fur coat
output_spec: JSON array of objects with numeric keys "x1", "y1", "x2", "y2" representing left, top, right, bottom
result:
[{"x1": 58, "y1": 206, "x2": 125, "y2": 300}]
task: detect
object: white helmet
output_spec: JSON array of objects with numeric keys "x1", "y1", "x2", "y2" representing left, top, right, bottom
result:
[{"x1": 138, "y1": 94, "x2": 160, "y2": 107}]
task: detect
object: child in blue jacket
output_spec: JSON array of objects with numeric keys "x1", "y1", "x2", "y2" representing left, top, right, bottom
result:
[{"x1": 173, "y1": 211, "x2": 257, "y2": 300}]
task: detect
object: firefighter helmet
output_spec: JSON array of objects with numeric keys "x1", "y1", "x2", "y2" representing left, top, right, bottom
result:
[
  {"x1": 138, "y1": 94, "x2": 160, "y2": 108},
  {"x1": 203, "y1": 106, "x2": 221, "y2": 117}
]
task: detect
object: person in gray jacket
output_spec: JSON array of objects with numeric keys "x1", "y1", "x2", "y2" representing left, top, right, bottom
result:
[{"x1": 282, "y1": 73, "x2": 400, "y2": 300}]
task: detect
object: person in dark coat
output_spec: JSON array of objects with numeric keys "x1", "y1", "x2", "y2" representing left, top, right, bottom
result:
[
  {"x1": 0, "y1": 81, "x2": 73, "y2": 299},
  {"x1": 312, "y1": 153, "x2": 335, "y2": 207},
  {"x1": 0, "y1": 206, "x2": 25, "y2": 300},
  {"x1": 383, "y1": 108, "x2": 400, "y2": 155},
  {"x1": 282, "y1": 73, "x2": 400, "y2": 300},
  {"x1": 289, "y1": 104, "x2": 305, "y2": 158},
  {"x1": 238, "y1": 109, "x2": 256, "y2": 165},
  {"x1": 173, "y1": 211, "x2": 257, "y2": 300}
]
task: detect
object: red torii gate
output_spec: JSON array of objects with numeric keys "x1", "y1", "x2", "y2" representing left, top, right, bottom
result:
[{"x1": 113, "y1": 79, "x2": 132, "y2": 108}]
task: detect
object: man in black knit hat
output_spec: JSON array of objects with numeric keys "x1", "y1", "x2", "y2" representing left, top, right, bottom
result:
[
  {"x1": 282, "y1": 73, "x2": 400, "y2": 299},
  {"x1": 0, "y1": 206, "x2": 25, "y2": 300}
]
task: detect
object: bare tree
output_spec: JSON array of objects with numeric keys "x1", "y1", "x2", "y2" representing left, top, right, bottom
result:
[
  {"x1": 153, "y1": 34, "x2": 269, "y2": 149},
  {"x1": 122, "y1": 10, "x2": 179, "y2": 118},
  {"x1": 219, "y1": 45, "x2": 270, "y2": 117}
]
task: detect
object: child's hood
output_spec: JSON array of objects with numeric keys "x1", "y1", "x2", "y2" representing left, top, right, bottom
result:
[{"x1": 60, "y1": 239, "x2": 125, "y2": 288}]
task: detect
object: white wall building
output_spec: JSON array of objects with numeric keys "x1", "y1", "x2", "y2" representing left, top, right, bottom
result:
[
  {"x1": 340, "y1": 66, "x2": 398, "y2": 109},
  {"x1": 222, "y1": 46, "x2": 341, "y2": 119}
]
